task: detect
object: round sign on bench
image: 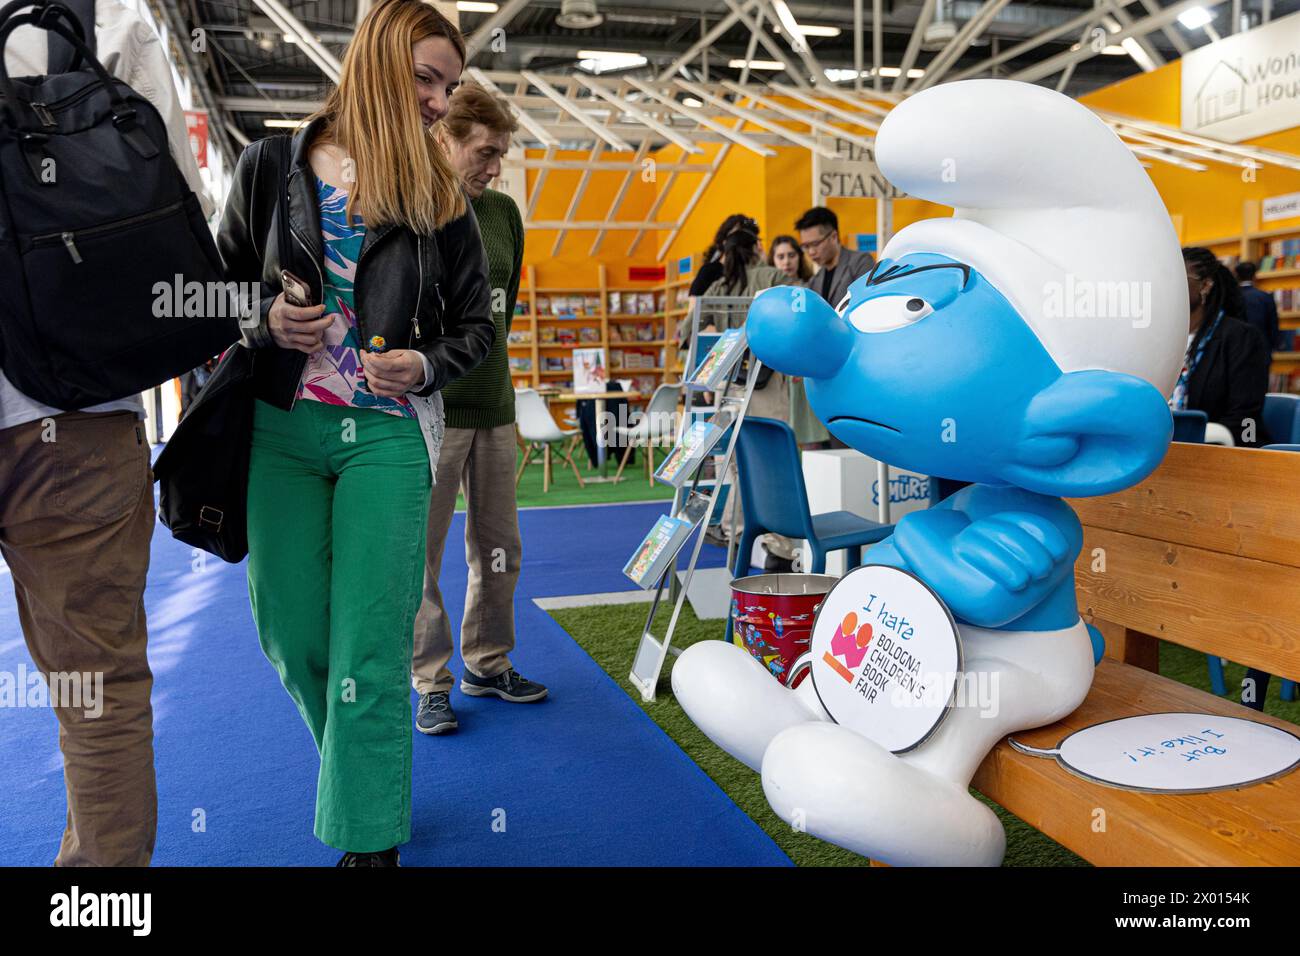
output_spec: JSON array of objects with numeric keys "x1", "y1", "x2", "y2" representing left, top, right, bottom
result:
[
  {"x1": 809, "y1": 565, "x2": 962, "y2": 753},
  {"x1": 1011, "y1": 712, "x2": 1300, "y2": 793}
]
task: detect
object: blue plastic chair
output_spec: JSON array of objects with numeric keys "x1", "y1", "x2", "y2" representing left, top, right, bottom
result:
[
  {"x1": 732, "y1": 417, "x2": 894, "y2": 577},
  {"x1": 1172, "y1": 409, "x2": 1208, "y2": 443},
  {"x1": 1263, "y1": 444, "x2": 1300, "y2": 452},
  {"x1": 1263, "y1": 393, "x2": 1300, "y2": 446}
]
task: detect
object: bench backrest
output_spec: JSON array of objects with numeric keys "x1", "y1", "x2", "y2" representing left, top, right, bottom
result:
[{"x1": 1067, "y1": 442, "x2": 1300, "y2": 681}]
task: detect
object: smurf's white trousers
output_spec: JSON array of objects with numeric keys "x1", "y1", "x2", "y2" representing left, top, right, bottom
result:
[{"x1": 671, "y1": 621, "x2": 1094, "y2": 866}]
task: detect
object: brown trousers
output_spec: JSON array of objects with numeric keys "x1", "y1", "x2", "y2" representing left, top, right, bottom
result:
[
  {"x1": 411, "y1": 424, "x2": 521, "y2": 695},
  {"x1": 0, "y1": 410, "x2": 156, "y2": 866}
]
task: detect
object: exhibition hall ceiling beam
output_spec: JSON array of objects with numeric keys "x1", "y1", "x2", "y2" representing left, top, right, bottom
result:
[
  {"x1": 1010, "y1": 0, "x2": 1229, "y2": 84},
  {"x1": 761, "y1": 0, "x2": 829, "y2": 86},
  {"x1": 767, "y1": 82, "x2": 884, "y2": 133},
  {"x1": 623, "y1": 76, "x2": 777, "y2": 156},
  {"x1": 951, "y1": 4, "x2": 1107, "y2": 81},
  {"x1": 651, "y1": 143, "x2": 734, "y2": 260},
  {"x1": 656, "y1": 0, "x2": 758, "y2": 81},
  {"x1": 1135, "y1": 0, "x2": 1191, "y2": 55},
  {"x1": 672, "y1": 78, "x2": 836, "y2": 155},
  {"x1": 589, "y1": 138, "x2": 653, "y2": 255},
  {"x1": 572, "y1": 75, "x2": 702, "y2": 153},
  {"x1": 1095, "y1": 111, "x2": 1300, "y2": 172},
  {"x1": 246, "y1": 0, "x2": 342, "y2": 83},
  {"x1": 464, "y1": 0, "x2": 531, "y2": 62},
  {"x1": 467, "y1": 67, "x2": 559, "y2": 147},
  {"x1": 718, "y1": 80, "x2": 877, "y2": 149},
  {"x1": 893, "y1": 0, "x2": 936, "y2": 92},
  {"x1": 1098, "y1": 0, "x2": 1164, "y2": 70},
  {"x1": 720, "y1": 0, "x2": 811, "y2": 88},
  {"x1": 521, "y1": 70, "x2": 634, "y2": 151},
  {"x1": 911, "y1": 0, "x2": 1014, "y2": 92}
]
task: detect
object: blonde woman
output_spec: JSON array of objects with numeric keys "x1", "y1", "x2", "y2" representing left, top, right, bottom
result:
[{"x1": 216, "y1": 0, "x2": 493, "y2": 865}]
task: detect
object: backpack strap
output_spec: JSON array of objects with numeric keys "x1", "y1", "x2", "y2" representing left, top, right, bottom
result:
[{"x1": 46, "y1": 0, "x2": 95, "y2": 74}]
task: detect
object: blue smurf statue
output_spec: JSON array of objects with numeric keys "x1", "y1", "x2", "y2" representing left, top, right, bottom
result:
[{"x1": 671, "y1": 80, "x2": 1187, "y2": 865}]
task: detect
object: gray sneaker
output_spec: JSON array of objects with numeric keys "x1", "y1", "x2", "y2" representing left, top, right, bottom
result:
[
  {"x1": 416, "y1": 691, "x2": 458, "y2": 735},
  {"x1": 460, "y1": 668, "x2": 548, "y2": 703}
]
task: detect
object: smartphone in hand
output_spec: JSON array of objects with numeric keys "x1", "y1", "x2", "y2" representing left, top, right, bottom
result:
[{"x1": 280, "y1": 269, "x2": 315, "y2": 307}]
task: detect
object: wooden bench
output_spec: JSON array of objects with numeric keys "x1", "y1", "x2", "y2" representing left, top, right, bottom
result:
[{"x1": 970, "y1": 442, "x2": 1300, "y2": 866}]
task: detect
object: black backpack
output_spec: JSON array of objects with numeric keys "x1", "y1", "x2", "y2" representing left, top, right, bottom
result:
[{"x1": 0, "y1": 0, "x2": 239, "y2": 409}]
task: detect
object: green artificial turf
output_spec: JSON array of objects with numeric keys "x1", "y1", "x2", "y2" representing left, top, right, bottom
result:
[
  {"x1": 458, "y1": 447, "x2": 677, "y2": 511},
  {"x1": 547, "y1": 600, "x2": 1300, "y2": 867}
]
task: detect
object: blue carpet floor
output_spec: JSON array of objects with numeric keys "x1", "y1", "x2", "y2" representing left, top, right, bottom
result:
[{"x1": 0, "y1": 494, "x2": 788, "y2": 867}]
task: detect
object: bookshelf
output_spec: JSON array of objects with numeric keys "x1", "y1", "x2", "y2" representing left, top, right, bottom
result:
[
  {"x1": 1198, "y1": 200, "x2": 1300, "y2": 394},
  {"x1": 506, "y1": 261, "x2": 697, "y2": 423}
]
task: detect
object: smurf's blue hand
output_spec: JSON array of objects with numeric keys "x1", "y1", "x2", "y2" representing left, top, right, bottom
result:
[{"x1": 887, "y1": 506, "x2": 1079, "y2": 628}]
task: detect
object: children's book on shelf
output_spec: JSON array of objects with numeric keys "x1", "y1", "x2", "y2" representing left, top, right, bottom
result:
[
  {"x1": 637, "y1": 292, "x2": 655, "y2": 315},
  {"x1": 507, "y1": 356, "x2": 533, "y2": 372},
  {"x1": 579, "y1": 326, "x2": 601, "y2": 343},
  {"x1": 535, "y1": 295, "x2": 550, "y2": 315},
  {"x1": 635, "y1": 323, "x2": 656, "y2": 341},
  {"x1": 655, "y1": 420, "x2": 725, "y2": 487},
  {"x1": 608, "y1": 292, "x2": 622, "y2": 315},
  {"x1": 583, "y1": 295, "x2": 600, "y2": 316},
  {"x1": 507, "y1": 329, "x2": 532, "y2": 345},
  {"x1": 610, "y1": 324, "x2": 625, "y2": 342},
  {"x1": 691, "y1": 328, "x2": 747, "y2": 389},
  {"x1": 623, "y1": 514, "x2": 694, "y2": 589},
  {"x1": 557, "y1": 326, "x2": 578, "y2": 345},
  {"x1": 514, "y1": 301, "x2": 528, "y2": 316},
  {"x1": 539, "y1": 326, "x2": 557, "y2": 343},
  {"x1": 573, "y1": 348, "x2": 608, "y2": 393}
]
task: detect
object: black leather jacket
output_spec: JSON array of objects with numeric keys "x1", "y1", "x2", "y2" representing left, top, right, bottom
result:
[{"x1": 215, "y1": 118, "x2": 494, "y2": 409}]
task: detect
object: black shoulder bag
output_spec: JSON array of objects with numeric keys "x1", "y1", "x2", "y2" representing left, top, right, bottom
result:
[{"x1": 153, "y1": 136, "x2": 293, "y2": 563}]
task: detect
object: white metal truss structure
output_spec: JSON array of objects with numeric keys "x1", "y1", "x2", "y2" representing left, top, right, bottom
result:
[{"x1": 468, "y1": 67, "x2": 1300, "y2": 255}]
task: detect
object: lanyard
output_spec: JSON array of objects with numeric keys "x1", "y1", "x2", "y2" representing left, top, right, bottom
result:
[{"x1": 1172, "y1": 309, "x2": 1224, "y2": 409}]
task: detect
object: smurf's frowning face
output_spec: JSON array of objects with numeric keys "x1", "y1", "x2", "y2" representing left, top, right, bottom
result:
[
  {"x1": 746, "y1": 252, "x2": 1174, "y2": 497},
  {"x1": 750, "y1": 252, "x2": 1062, "y2": 485}
]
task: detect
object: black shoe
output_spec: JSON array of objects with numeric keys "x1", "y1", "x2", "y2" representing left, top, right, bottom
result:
[
  {"x1": 416, "y1": 691, "x2": 459, "y2": 735},
  {"x1": 337, "y1": 847, "x2": 400, "y2": 867},
  {"x1": 460, "y1": 668, "x2": 548, "y2": 703}
]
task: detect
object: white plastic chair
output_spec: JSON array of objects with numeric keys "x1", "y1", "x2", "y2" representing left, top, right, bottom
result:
[
  {"x1": 515, "y1": 388, "x2": 585, "y2": 492},
  {"x1": 613, "y1": 383, "x2": 683, "y2": 486}
]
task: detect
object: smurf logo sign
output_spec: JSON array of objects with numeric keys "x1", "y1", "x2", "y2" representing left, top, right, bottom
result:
[{"x1": 811, "y1": 565, "x2": 962, "y2": 753}]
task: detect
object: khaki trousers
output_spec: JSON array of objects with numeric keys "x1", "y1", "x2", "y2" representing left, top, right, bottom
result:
[
  {"x1": 411, "y1": 424, "x2": 521, "y2": 694},
  {"x1": 0, "y1": 410, "x2": 156, "y2": 866}
]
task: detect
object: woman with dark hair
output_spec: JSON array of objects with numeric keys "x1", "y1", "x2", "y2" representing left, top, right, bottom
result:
[
  {"x1": 769, "y1": 234, "x2": 814, "y2": 283},
  {"x1": 688, "y1": 213, "x2": 760, "y2": 296},
  {"x1": 1174, "y1": 247, "x2": 1271, "y2": 448}
]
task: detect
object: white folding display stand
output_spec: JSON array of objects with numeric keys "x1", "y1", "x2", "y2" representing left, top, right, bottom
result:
[{"x1": 628, "y1": 296, "x2": 759, "y2": 703}]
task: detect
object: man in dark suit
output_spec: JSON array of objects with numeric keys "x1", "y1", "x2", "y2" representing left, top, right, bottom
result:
[
  {"x1": 1235, "y1": 261, "x2": 1281, "y2": 351},
  {"x1": 795, "y1": 206, "x2": 875, "y2": 308}
]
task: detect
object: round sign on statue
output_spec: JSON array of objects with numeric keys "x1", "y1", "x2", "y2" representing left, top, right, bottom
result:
[
  {"x1": 1011, "y1": 712, "x2": 1300, "y2": 793},
  {"x1": 810, "y1": 565, "x2": 962, "y2": 753}
]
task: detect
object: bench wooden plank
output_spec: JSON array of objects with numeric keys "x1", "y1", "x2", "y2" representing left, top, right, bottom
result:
[
  {"x1": 1075, "y1": 528, "x2": 1300, "y2": 680},
  {"x1": 972, "y1": 659, "x2": 1300, "y2": 866},
  {"x1": 1067, "y1": 443, "x2": 1300, "y2": 569}
]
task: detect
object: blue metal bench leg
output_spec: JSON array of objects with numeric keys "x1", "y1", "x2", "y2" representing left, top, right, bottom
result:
[
  {"x1": 1206, "y1": 654, "x2": 1226, "y2": 696},
  {"x1": 1283, "y1": 680, "x2": 1297, "y2": 702}
]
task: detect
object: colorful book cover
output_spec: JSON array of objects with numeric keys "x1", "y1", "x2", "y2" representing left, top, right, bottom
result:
[
  {"x1": 573, "y1": 348, "x2": 608, "y2": 393},
  {"x1": 623, "y1": 514, "x2": 693, "y2": 589},
  {"x1": 655, "y1": 420, "x2": 725, "y2": 487},
  {"x1": 690, "y1": 328, "x2": 747, "y2": 389}
]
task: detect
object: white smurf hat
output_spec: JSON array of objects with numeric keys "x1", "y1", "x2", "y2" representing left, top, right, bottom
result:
[{"x1": 875, "y1": 79, "x2": 1187, "y2": 396}]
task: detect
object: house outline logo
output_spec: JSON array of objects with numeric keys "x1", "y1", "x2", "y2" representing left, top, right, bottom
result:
[{"x1": 1194, "y1": 59, "x2": 1249, "y2": 130}]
